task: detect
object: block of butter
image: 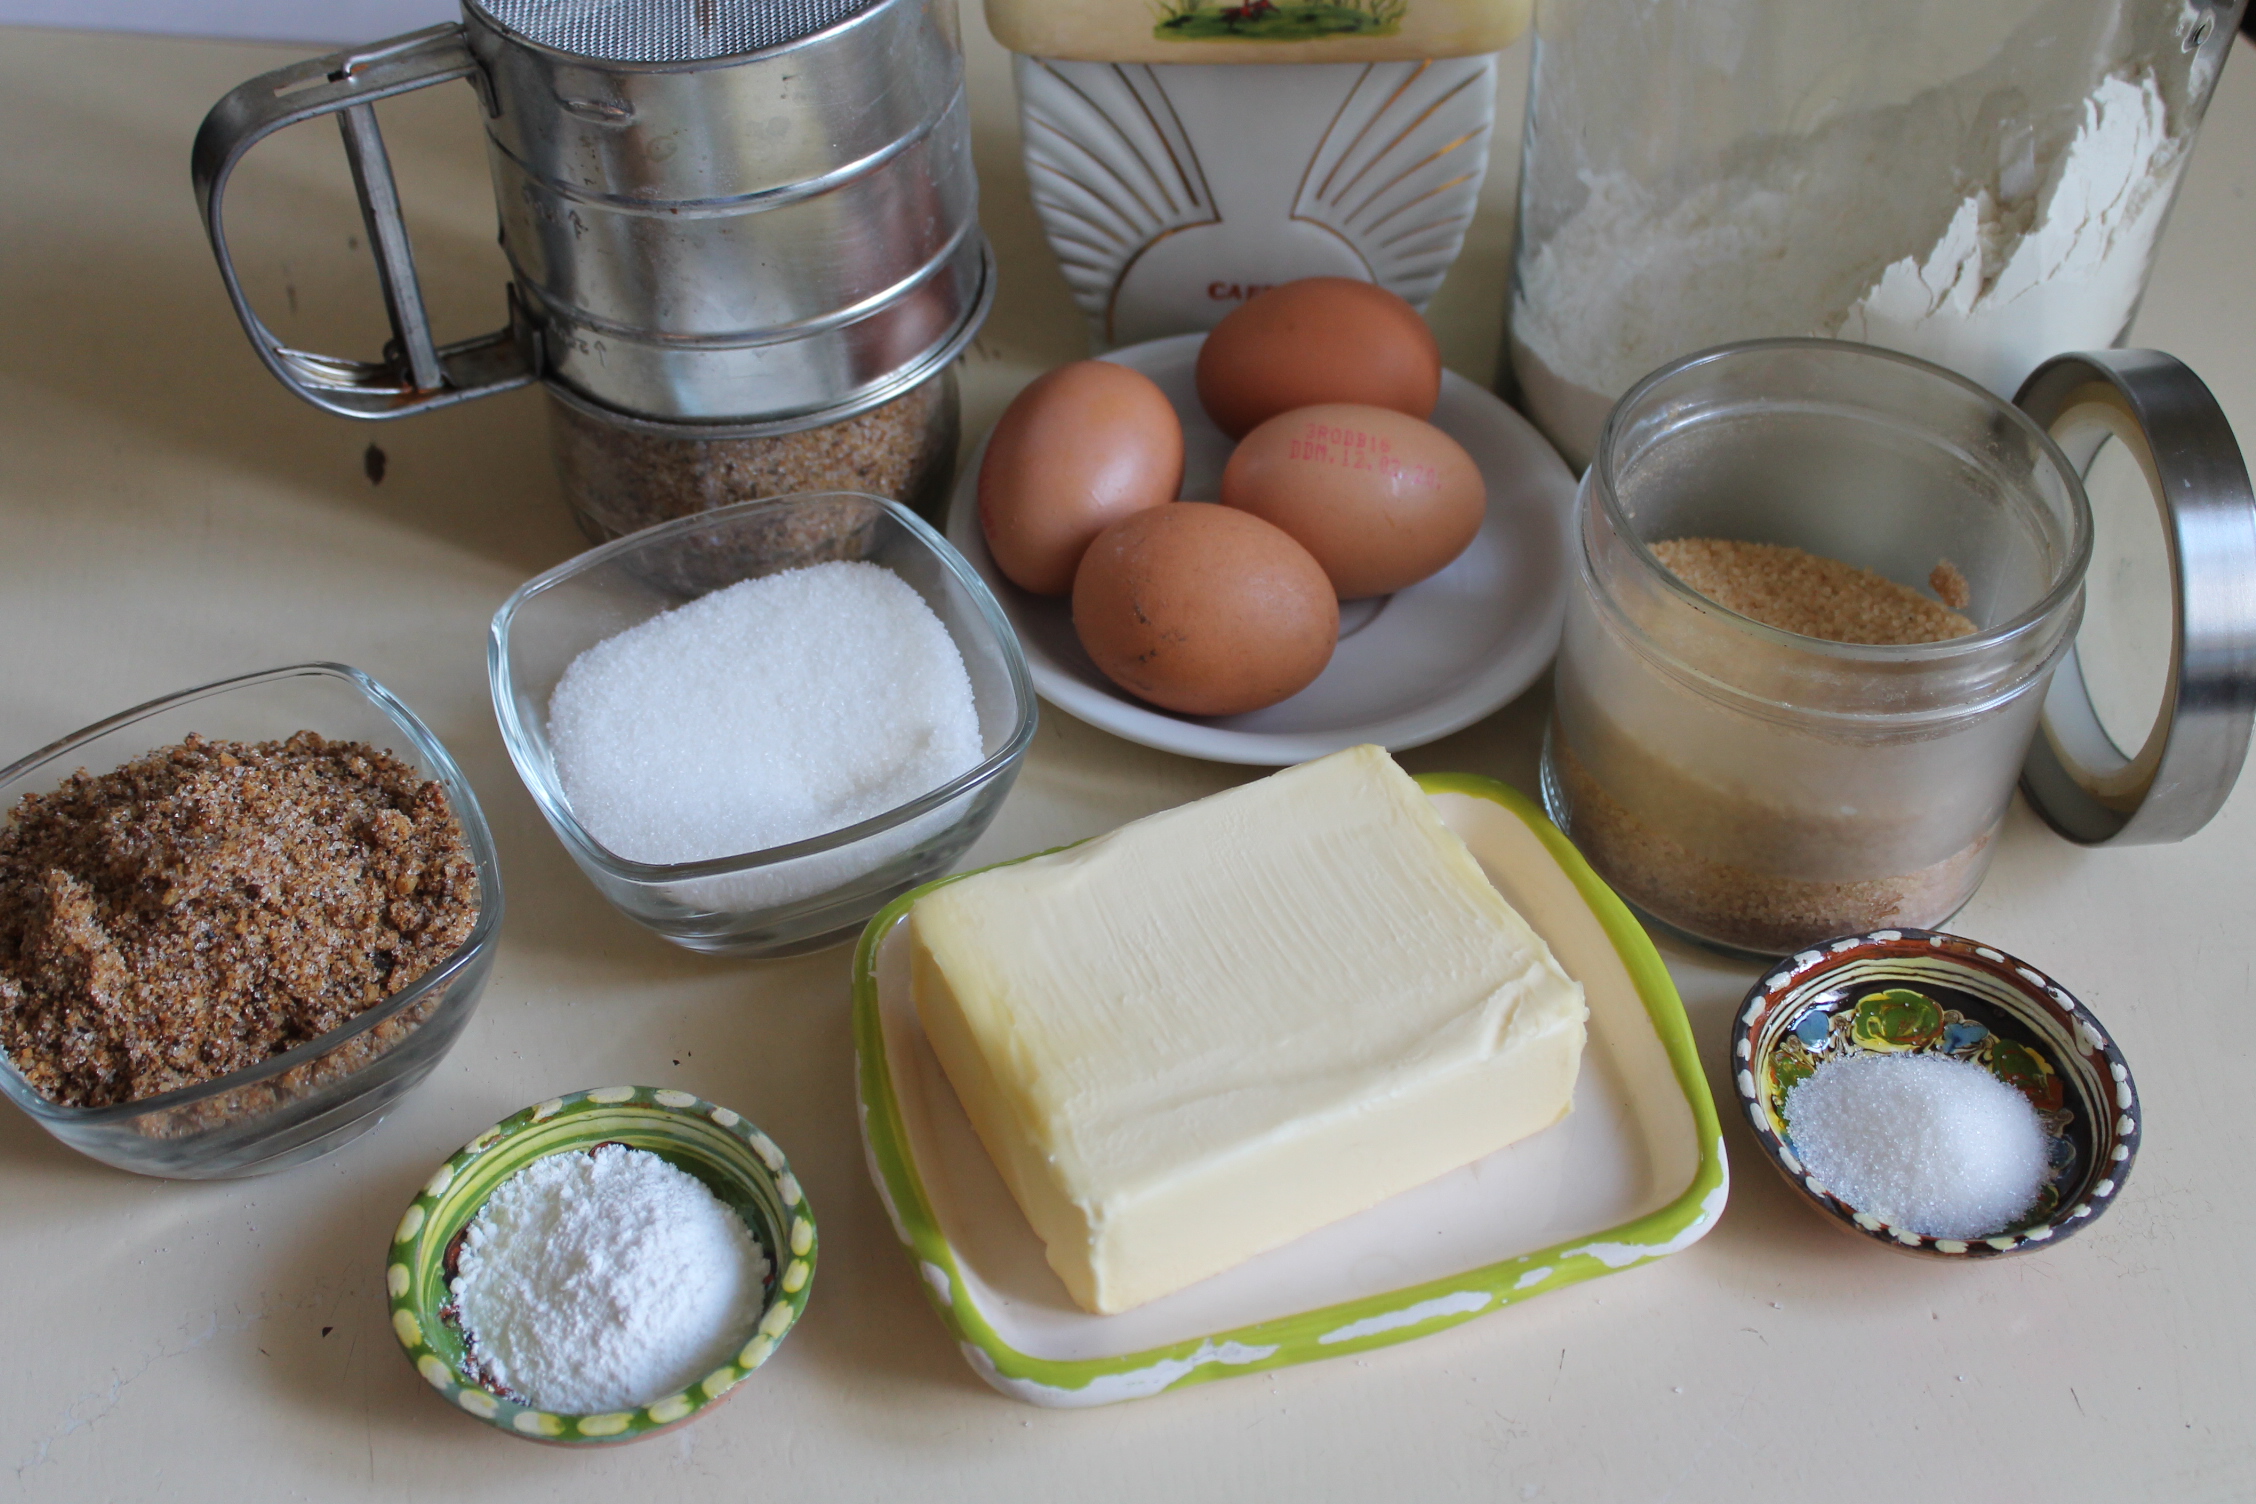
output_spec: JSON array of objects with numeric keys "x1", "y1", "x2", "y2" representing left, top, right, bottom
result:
[{"x1": 908, "y1": 744, "x2": 1587, "y2": 1315}]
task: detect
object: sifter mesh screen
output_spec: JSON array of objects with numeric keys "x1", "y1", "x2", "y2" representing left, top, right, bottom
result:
[{"x1": 472, "y1": 0, "x2": 881, "y2": 62}]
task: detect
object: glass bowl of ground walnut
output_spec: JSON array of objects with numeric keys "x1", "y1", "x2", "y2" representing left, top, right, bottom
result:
[{"x1": 0, "y1": 664, "x2": 502, "y2": 1178}]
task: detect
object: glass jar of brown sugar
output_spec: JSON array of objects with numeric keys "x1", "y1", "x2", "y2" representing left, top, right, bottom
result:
[{"x1": 1542, "y1": 340, "x2": 2091, "y2": 957}]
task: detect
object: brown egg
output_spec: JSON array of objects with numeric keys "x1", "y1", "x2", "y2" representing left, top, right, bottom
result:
[
  {"x1": 1195, "y1": 278, "x2": 1442, "y2": 439},
  {"x1": 1073, "y1": 504, "x2": 1338, "y2": 717},
  {"x1": 1221, "y1": 403, "x2": 1487, "y2": 599},
  {"x1": 979, "y1": 361, "x2": 1183, "y2": 595}
]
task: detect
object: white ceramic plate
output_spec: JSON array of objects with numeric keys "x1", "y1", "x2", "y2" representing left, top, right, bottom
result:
[
  {"x1": 945, "y1": 334, "x2": 1576, "y2": 765},
  {"x1": 852, "y1": 776, "x2": 1728, "y2": 1406}
]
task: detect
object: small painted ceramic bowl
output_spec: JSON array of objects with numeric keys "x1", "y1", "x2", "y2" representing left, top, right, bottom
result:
[
  {"x1": 386, "y1": 1086, "x2": 816, "y2": 1443},
  {"x1": 1730, "y1": 929, "x2": 2138, "y2": 1258}
]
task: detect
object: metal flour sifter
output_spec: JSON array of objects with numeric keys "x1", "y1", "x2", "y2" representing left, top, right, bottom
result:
[{"x1": 193, "y1": 0, "x2": 993, "y2": 534}]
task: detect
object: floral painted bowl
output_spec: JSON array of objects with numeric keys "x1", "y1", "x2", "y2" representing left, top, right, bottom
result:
[
  {"x1": 385, "y1": 1086, "x2": 816, "y2": 1443},
  {"x1": 1730, "y1": 929, "x2": 2139, "y2": 1259}
]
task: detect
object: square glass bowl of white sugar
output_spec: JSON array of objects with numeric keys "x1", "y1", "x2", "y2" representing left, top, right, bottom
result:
[{"x1": 490, "y1": 493, "x2": 1037, "y2": 957}]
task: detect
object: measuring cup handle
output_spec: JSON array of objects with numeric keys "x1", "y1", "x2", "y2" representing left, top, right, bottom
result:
[{"x1": 190, "y1": 25, "x2": 536, "y2": 420}]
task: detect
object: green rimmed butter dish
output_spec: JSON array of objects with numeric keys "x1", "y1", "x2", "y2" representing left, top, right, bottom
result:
[
  {"x1": 852, "y1": 772, "x2": 1727, "y2": 1407},
  {"x1": 385, "y1": 1086, "x2": 816, "y2": 1442}
]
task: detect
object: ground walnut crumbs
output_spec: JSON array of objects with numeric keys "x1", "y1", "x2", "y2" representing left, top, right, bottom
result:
[{"x1": 0, "y1": 731, "x2": 479, "y2": 1108}]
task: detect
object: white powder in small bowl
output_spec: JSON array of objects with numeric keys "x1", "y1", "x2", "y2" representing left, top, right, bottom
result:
[
  {"x1": 1783, "y1": 1050, "x2": 2051, "y2": 1241},
  {"x1": 451, "y1": 1144, "x2": 770, "y2": 1414},
  {"x1": 546, "y1": 560, "x2": 984, "y2": 909}
]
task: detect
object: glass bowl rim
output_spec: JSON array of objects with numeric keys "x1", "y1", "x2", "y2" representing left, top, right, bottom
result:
[
  {"x1": 487, "y1": 490, "x2": 1039, "y2": 885},
  {"x1": 1590, "y1": 336, "x2": 2097, "y2": 665},
  {"x1": 0, "y1": 661, "x2": 506, "y2": 1127}
]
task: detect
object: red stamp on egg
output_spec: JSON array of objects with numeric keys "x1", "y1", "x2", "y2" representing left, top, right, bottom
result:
[{"x1": 1288, "y1": 422, "x2": 1434, "y2": 486}]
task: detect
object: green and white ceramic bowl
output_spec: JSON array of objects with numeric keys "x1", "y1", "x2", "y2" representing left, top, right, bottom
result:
[{"x1": 386, "y1": 1086, "x2": 816, "y2": 1443}]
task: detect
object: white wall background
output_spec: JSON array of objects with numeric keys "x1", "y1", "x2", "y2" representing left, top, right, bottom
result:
[{"x1": 0, "y1": 1, "x2": 451, "y2": 44}]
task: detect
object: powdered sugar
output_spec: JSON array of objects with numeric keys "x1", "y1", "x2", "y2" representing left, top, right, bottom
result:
[{"x1": 451, "y1": 1144, "x2": 770, "y2": 1413}]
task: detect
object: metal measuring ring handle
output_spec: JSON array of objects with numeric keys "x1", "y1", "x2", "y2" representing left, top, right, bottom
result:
[
  {"x1": 2017, "y1": 349, "x2": 2256, "y2": 845},
  {"x1": 189, "y1": 26, "x2": 536, "y2": 420}
]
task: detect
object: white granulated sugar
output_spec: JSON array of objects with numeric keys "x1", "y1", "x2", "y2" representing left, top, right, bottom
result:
[
  {"x1": 1783, "y1": 1051, "x2": 2052, "y2": 1241},
  {"x1": 547, "y1": 561, "x2": 982, "y2": 903},
  {"x1": 1513, "y1": 63, "x2": 2184, "y2": 464},
  {"x1": 451, "y1": 1144, "x2": 770, "y2": 1414}
]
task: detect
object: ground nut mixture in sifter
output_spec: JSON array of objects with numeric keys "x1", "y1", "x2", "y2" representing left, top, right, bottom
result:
[
  {"x1": 548, "y1": 376, "x2": 958, "y2": 545},
  {"x1": 0, "y1": 732, "x2": 479, "y2": 1108}
]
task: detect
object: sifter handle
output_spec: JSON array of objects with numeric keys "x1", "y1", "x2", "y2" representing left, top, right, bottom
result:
[{"x1": 190, "y1": 25, "x2": 536, "y2": 420}]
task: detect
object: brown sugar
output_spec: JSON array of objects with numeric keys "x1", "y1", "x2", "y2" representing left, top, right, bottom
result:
[
  {"x1": 1554, "y1": 538, "x2": 1998, "y2": 953},
  {"x1": 0, "y1": 731, "x2": 479, "y2": 1109},
  {"x1": 1549, "y1": 732, "x2": 1992, "y2": 955},
  {"x1": 1651, "y1": 539, "x2": 1974, "y2": 645},
  {"x1": 1929, "y1": 558, "x2": 1972, "y2": 611}
]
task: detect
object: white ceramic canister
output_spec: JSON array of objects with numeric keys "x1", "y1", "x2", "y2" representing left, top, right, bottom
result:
[{"x1": 994, "y1": 0, "x2": 1529, "y2": 346}]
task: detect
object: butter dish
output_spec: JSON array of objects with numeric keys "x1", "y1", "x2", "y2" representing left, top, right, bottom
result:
[{"x1": 852, "y1": 773, "x2": 1726, "y2": 1406}]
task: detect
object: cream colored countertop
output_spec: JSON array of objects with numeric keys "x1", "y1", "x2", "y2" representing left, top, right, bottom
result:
[{"x1": 1, "y1": 21, "x2": 2252, "y2": 1503}]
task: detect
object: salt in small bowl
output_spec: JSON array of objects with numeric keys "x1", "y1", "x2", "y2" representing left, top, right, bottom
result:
[
  {"x1": 386, "y1": 1086, "x2": 816, "y2": 1443},
  {"x1": 1730, "y1": 928, "x2": 2138, "y2": 1258}
]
